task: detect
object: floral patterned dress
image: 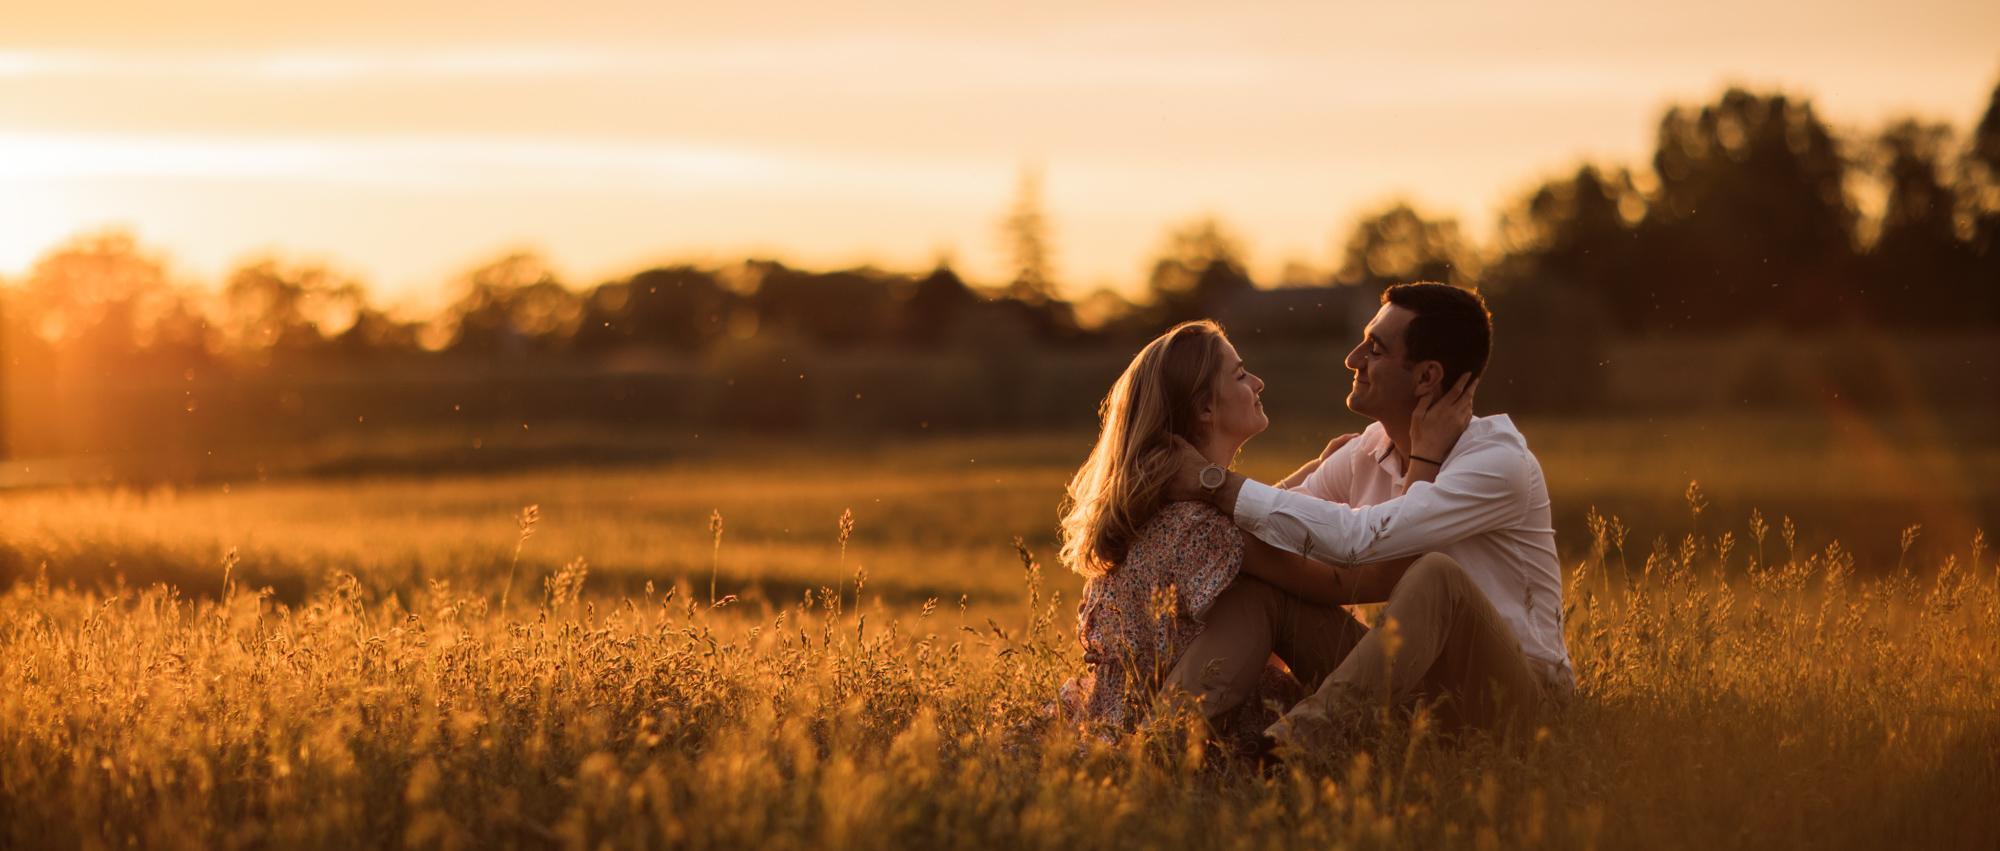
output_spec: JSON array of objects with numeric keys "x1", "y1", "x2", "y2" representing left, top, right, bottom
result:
[{"x1": 1059, "y1": 501, "x2": 1301, "y2": 743}]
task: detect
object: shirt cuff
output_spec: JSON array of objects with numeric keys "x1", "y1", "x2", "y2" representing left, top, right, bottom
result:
[{"x1": 1233, "y1": 478, "x2": 1284, "y2": 534}]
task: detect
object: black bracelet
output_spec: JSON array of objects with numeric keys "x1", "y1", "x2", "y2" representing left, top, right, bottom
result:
[{"x1": 1409, "y1": 454, "x2": 1444, "y2": 467}]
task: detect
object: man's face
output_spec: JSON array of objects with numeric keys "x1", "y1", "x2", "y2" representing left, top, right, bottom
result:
[{"x1": 1343, "y1": 304, "x2": 1423, "y2": 420}]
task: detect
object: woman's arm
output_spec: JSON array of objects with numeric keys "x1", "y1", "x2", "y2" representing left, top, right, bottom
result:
[
  {"x1": 1400, "y1": 374, "x2": 1478, "y2": 491},
  {"x1": 1238, "y1": 534, "x2": 1417, "y2": 605}
]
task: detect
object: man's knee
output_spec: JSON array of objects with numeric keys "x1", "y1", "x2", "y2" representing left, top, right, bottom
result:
[{"x1": 1394, "y1": 553, "x2": 1470, "y2": 599}]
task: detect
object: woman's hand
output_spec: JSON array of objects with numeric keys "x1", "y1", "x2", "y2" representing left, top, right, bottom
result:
[
  {"x1": 1317, "y1": 432, "x2": 1360, "y2": 461},
  {"x1": 1409, "y1": 374, "x2": 1477, "y2": 464},
  {"x1": 1276, "y1": 432, "x2": 1361, "y2": 490}
]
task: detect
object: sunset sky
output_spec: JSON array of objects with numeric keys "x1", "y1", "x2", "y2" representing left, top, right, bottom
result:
[{"x1": 2, "y1": 1, "x2": 1995, "y2": 306}]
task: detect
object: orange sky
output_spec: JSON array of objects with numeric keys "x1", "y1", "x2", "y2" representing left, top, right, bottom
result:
[{"x1": 2, "y1": 1, "x2": 1996, "y2": 305}]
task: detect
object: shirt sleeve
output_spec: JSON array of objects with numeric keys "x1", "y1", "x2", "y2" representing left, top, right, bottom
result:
[
  {"x1": 1152, "y1": 502, "x2": 1245, "y2": 621},
  {"x1": 1296, "y1": 439, "x2": 1358, "y2": 503},
  {"x1": 1233, "y1": 438, "x2": 1530, "y2": 565}
]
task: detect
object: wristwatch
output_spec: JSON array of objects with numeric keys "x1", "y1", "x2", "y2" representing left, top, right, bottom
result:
[{"x1": 1198, "y1": 464, "x2": 1227, "y2": 493}]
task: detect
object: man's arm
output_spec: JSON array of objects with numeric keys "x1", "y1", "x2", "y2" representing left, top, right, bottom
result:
[
  {"x1": 1225, "y1": 444, "x2": 1529, "y2": 564},
  {"x1": 1171, "y1": 375, "x2": 1490, "y2": 562},
  {"x1": 1184, "y1": 415, "x2": 1512, "y2": 567}
]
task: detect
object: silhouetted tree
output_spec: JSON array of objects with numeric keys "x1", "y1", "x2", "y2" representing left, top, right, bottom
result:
[
  {"x1": 1148, "y1": 217, "x2": 1254, "y2": 324},
  {"x1": 438, "y1": 253, "x2": 582, "y2": 357},
  {"x1": 1966, "y1": 78, "x2": 2000, "y2": 321},
  {"x1": 1636, "y1": 89, "x2": 1859, "y2": 330},
  {"x1": 1488, "y1": 166, "x2": 1644, "y2": 324},
  {"x1": 1072, "y1": 287, "x2": 1138, "y2": 334},
  {"x1": 20, "y1": 230, "x2": 200, "y2": 365},
  {"x1": 142, "y1": 296, "x2": 214, "y2": 366},
  {"x1": 1974, "y1": 78, "x2": 2000, "y2": 177},
  {"x1": 981, "y1": 294, "x2": 1081, "y2": 346},
  {"x1": 1000, "y1": 167, "x2": 1059, "y2": 304},
  {"x1": 1335, "y1": 202, "x2": 1478, "y2": 293},
  {"x1": 1867, "y1": 120, "x2": 1977, "y2": 324},
  {"x1": 751, "y1": 264, "x2": 897, "y2": 348},
  {"x1": 575, "y1": 265, "x2": 733, "y2": 354},
  {"x1": 1495, "y1": 167, "x2": 1640, "y2": 278},
  {"x1": 222, "y1": 260, "x2": 366, "y2": 360},
  {"x1": 898, "y1": 262, "x2": 978, "y2": 347},
  {"x1": 332, "y1": 308, "x2": 421, "y2": 357}
]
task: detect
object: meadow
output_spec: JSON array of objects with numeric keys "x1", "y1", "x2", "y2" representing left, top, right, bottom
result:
[
  {"x1": 1, "y1": 412, "x2": 1997, "y2": 848},
  {"x1": 1, "y1": 410, "x2": 1993, "y2": 604}
]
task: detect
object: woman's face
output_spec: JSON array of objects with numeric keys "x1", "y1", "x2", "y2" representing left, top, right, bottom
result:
[{"x1": 1205, "y1": 338, "x2": 1268, "y2": 445}]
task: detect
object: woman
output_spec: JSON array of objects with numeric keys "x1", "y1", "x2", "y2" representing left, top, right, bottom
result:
[{"x1": 1054, "y1": 320, "x2": 1469, "y2": 744}]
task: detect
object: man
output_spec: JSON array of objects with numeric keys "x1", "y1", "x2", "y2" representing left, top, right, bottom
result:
[{"x1": 1163, "y1": 282, "x2": 1573, "y2": 749}]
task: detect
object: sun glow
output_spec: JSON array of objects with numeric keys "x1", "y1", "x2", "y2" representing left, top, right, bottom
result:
[{"x1": 1, "y1": 3, "x2": 1995, "y2": 296}]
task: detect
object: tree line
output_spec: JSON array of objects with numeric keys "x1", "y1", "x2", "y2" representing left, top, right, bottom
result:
[{"x1": 5, "y1": 80, "x2": 1998, "y2": 378}]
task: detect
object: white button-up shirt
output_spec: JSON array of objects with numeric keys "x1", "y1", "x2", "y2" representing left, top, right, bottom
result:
[{"x1": 1235, "y1": 414, "x2": 1574, "y2": 686}]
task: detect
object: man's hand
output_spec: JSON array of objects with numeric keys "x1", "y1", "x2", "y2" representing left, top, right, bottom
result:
[
  {"x1": 1409, "y1": 374, "x2": 1477, "y2": 463},
  {"x1": 1161, "y1": 435, "x2": 1215, "y2": 503}
]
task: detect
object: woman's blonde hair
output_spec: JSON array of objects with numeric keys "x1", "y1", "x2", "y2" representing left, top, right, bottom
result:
[{"x1": 1058, "y1": 320, "x2": 1231, "y2": 577}]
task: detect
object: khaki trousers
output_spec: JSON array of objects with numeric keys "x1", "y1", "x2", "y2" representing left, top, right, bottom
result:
[{"x1": 1167, "y1": 552, "x2": 1550, "y2": 737}]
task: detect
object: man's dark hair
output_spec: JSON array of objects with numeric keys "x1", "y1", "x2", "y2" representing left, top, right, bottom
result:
[{"x1": 1382, "y1": 282, "x2": 1492, "y2": 389}]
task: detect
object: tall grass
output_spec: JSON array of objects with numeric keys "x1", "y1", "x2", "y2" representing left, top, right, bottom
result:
[
  {"x1": 3, "y1": 414, "x2": 1994, "y2": 606},
  {"x1": 0, "y1": 496, "x2": 1994, "y2": 849}
]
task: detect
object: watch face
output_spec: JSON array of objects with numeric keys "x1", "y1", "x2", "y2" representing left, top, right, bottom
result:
[{"x1": 1200, "y1": 465, "x2": 1226, "y2": 490}]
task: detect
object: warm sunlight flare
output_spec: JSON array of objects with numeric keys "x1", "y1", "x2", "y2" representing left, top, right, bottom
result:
[
  {"x1": 4, "y1": 2, "x2": 1996, "y2": 296},
  {"x1": 1, "y1": 5, "x2": 1997, "y2": 849}
]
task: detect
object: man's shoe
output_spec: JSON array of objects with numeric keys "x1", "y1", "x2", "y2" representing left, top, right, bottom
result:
[{"x1": 1263, "y1": 702, "x2": 1364, "y2": 768}]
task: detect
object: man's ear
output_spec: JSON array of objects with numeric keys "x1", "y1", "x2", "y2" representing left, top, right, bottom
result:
[{"x1": 1415, "y1": 361, "x2": 1444, "y2": 395}]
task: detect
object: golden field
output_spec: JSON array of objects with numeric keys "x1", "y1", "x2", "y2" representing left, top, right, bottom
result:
[{"x1": 1, "y1": 415, "x2": 1997, "y2": 849}]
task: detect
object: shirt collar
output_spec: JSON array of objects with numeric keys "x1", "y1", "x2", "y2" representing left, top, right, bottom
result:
[
  {"x1": 1366, "y1": 414, "x2": 1510, "y2": 471},
  {"x1": 1362, "y1": 424, "x2": 1398, "y2": 471}
]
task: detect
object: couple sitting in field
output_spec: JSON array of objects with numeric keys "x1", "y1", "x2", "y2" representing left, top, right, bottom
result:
[{"x1": 1056, "y1": 283, "x2": 1574, "y2": 757}]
